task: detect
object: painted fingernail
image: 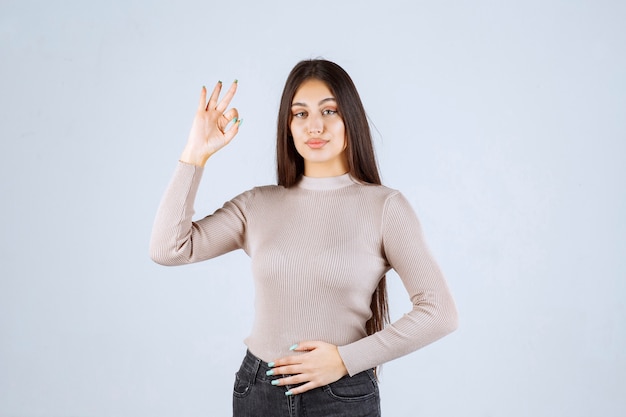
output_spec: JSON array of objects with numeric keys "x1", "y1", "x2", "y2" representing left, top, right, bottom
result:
[
  {"x1": 289, "y1": 344, "x2": 298, "y2": 351},
  {"x1": 232, "y1": 117, "x2": 238, "y2": 123},
  {"x1": 266, "y1": 370, "x2": 274, "y2": 376},
  {"x1": 285, "y1": 390, "x2": 293, "y2": 396},
  {"x1": 271, "y1": 380, "x2": 280, "y2": 386},
  {"x1": 267, "y1": 362, "x2": 275, "y2": 368},
  {"x1": 238, "y1": 118, "x2": 244, "y2": 127},
  {"x1": 234, "y1": 79, "x2": 239, "y2": 84},
  {"x1": 218, "y1": 80, "x2": 222, "y2": 84}
]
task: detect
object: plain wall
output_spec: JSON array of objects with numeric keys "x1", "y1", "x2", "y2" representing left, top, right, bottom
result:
[{"x1": 1, "y1": 0, "x2": 624, "y2": 415}]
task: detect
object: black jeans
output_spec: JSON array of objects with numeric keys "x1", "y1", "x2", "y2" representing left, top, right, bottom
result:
[{"x1": 233, "y1": 350, "x2": 381, "y2": 417}]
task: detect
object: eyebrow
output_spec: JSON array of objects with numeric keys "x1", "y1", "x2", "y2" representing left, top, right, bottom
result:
[{"x1": 291, "y1": 97, "x2": 336, "y2": 107}]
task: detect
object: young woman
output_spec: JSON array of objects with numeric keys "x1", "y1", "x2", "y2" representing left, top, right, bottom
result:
[{"x1": 150, "y1": 59, "x2": 458, "y2": 416}]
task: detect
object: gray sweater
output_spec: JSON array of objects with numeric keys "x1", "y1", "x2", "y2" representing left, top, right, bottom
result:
[{"x1": 150, "y1": 162, "x2": 458, "y2": 375}]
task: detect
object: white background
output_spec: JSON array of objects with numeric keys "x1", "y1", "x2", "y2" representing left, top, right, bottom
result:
[{"x1": 1, "y1": 0, "x2": 624, "y2": 416}]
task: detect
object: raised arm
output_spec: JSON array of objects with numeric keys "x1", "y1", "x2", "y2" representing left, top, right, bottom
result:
[{"x1": 150, "y1": 81, "x2": 245, "y2": 265}]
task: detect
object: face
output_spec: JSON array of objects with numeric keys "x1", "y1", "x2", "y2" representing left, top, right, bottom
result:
[{"x1": 290, "y1": 79, "x2": 348, "y2": 177}]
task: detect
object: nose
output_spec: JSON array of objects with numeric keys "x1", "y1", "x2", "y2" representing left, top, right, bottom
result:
[{"x1": 307, "y1": 114, "x2": 323, "y2": 135}]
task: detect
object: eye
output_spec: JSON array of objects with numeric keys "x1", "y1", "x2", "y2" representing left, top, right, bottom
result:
[
  {"x1": 322, "y1": 109, "x2": 338, "y2": 116},
  {"x1": 293, "y1": 111, "x2": 307, "y2": 118}
]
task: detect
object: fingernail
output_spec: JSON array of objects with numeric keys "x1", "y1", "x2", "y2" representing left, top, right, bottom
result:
[
  {"x1": 234, "y1": 79, "x2": 239, "y2": 84},
  {"x1": 232, "y1": 117, "x2": 238, "y2": 123},
  {"x1": 266, "y1": 370, "x2": 274, "y2": 376},
  {"x1": 238, "y1": 118, "x2": 244, "y2": 127},
  {"x1": 285, "y1": 390, "x2": 293, "y2": 396},
  {"x1": 202, "y1": 85, "x2": 206, "y2": 90},
  {"x1": 218, "y1": 80, "x2": 222, "y2": 84},
  {"x1": 267, "y1": 362, "x2": 275, "y2": 368},
  {"x1": 271, "y1": 380, "x2": 280, "y2": 386},
  {"x1": 289, "y1": 344, "x2": 298, "y2": 351}
]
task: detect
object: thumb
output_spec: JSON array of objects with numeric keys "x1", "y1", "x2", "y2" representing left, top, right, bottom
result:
[{"x1": 223, "y1": 118, "x2": 242, "y2": 144}]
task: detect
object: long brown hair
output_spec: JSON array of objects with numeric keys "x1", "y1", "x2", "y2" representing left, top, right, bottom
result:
[{"x1": 276, "y1": 59, "x2": 390, "y2": 335}]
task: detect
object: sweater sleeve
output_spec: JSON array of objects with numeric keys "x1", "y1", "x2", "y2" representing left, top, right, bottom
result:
[
  {"x1": 337, "y1": 192, "x2": 458, "y2": 375},
  {"x1": 149, "y1": 161, "x2": 249, "y2": 266}
]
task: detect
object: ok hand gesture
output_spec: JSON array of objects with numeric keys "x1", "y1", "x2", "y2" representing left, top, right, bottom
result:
[{"x1": 180, "y1": 80, "x2": 242, "y2": 166}]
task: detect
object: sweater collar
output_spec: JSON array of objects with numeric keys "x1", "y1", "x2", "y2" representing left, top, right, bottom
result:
[{"x1": 297, "y1": 173, "x2": 356, "y2": 190}]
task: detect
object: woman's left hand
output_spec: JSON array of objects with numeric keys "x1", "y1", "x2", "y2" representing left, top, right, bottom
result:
[{"x1": 269, "y1": 341, "x2": 348, "y2": 395}]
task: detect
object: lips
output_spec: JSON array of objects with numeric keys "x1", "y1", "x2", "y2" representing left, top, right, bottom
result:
[{"x1": 305, "y1": 139, "x2": 328, "y2": 149}]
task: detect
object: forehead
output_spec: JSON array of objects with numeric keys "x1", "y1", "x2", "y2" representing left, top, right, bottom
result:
[{"x1": 292, "y1": 79, "x2": 334, "y2": 103}]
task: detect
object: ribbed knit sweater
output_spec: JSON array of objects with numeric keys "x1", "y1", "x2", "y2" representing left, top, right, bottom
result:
[{"x1": 150, "y1": 162, "x2": 458, "y2": 376}]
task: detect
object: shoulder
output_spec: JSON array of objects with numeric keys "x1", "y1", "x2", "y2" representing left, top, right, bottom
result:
[
  {"x1": 227, "y1": 184, "x2": 288, "y2": 206},
  {"x1": 229, "y1": 184, "x2": 286, "y2": 198},
  {"x1": 351, "y1": 182, "x2": 402, "y2": 204},
  {"x1": 251, "y1": 184, "x2": 286, "y2": 194},
  {"x1": 351, "y1": 182, "x2": 421, "y2": 219}
]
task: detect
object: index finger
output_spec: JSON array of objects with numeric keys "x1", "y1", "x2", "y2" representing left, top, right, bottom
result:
[
  {"x1": 272, "y1": 355, "x2": 303, "y2": 368},
  {"x1": 206, "y1": 80, "x2": 223, "y2": 110},
  {"x1": 215, "y1": 80, "x2": 238, "y2": 112}
]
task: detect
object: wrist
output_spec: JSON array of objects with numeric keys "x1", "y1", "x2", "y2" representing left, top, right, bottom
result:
[{"x1": 179, "y1": 146, "x2": 212, "y2": 167}]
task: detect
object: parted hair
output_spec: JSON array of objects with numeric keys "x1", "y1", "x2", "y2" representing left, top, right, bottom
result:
[{"x1": 276, "y1": 59, "x2": 389, "y2": 336}]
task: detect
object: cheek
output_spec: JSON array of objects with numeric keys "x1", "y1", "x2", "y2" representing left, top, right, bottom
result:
[
  {"x1": 337, "y1": 119, "x2": 346, "y2": 134},
  {"x1": 290, "y1": 120, "x2": 302, "y2": 137},
  {"x1": 335, "y1": 121, "x2": 347, "y2": 143}
]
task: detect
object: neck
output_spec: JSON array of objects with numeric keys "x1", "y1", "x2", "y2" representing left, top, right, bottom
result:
[{"x1": 303, "y1": 160, "x2": 349, "y2": 178}]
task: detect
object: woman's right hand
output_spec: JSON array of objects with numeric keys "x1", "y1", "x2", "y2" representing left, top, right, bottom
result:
[{"x1": 180, "y1": 80, "x2": 242, "y2": 166}]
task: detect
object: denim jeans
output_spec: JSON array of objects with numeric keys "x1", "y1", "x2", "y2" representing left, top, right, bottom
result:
[{"x1": 233, "y1": 350, "x2": 381, "y2": 417}]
